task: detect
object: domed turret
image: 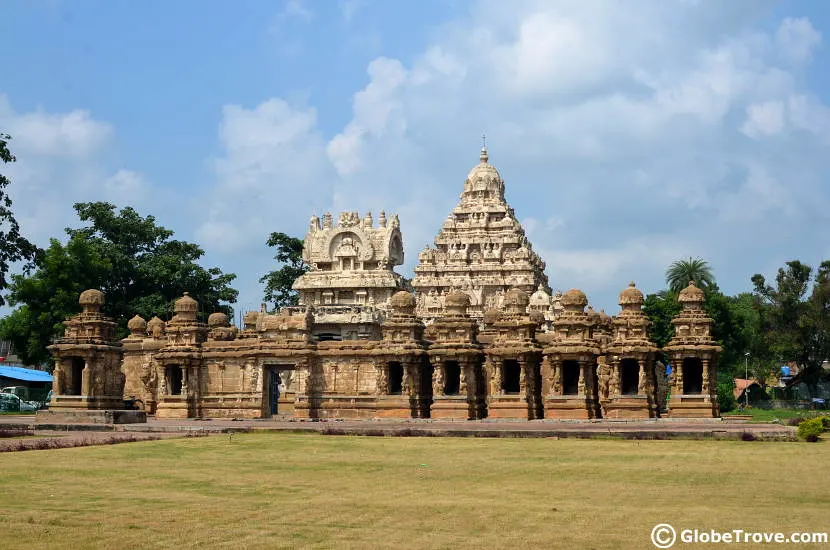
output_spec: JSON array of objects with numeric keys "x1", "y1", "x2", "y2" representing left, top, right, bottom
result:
[
  {"x1": 79, "y1": 289, "x2": 105, "y2": 313},
  {"x1": 678, "y1": 281, "x2": 705, "y2": 308},
  {"x1": 208, "y1": 312, "x2": 229, "y2": 328},
  {"x1": 462, "y1": 145, "x2": 505, "y2": 203},
  {"x1": 503, "y1": 288, "x2": 530, "y2": 316},
  {"x1": 560, "y1": 288, "x2": 588, "y2": 311},
  {"x1": 147, "y1": 316, "x2": 165, "y2": 337},
  {"x1": 243, "y1": 310, "x2": 259, "y2": 329},
  {"x1": 529, "y1": 284, "x2": 552, "y2": 309},
  {"x1": 389, "y1": 291, "x2": 417, "y2": 316},
  {"x1": 444, "y1": 290, "x2": 471, "y2": 316},
  {"x1": 619, "y1": 282, "x2": 644, "y2": 308},
  {"x1": 127, "y1": 314, "x2": 147, "y2": 336},
  {"x1": 483, "y1": 308, "x2": 502, "y2": 326}
]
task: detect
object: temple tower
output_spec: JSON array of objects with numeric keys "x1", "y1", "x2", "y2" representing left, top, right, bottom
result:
[
  {"x1": 664, "y1": 281, "x2": 722, "y2": 417},
  {"x1": 412, "y1": 146, "x2": 551, "y2": 322},
  {"x1": 542, "y1": 289, "x2": 601, "y2": 419},
  {"x1": 42, "y1": 289, "x2": 145, "y2": 424},
  {"x1": 601, "y1": 283, "x2": 660, "y2": 419},
  {"x1": 293, "y1": 210, "x2": 408, "y2": 341}
]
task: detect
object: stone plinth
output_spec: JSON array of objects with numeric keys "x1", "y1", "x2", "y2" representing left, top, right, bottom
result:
[
  {"x1": 36, "y1": 409, "x2": 146, "y2": 424},
  {"x1": 602, "y1": 396, "x2": 654, "y2": 419},
  {"x1": 486, "y1": 396, "x2": 532, "y2": 419},
  {"x1": 544, "y1": 396, "x2": 595, "y2": 420},
  {"x1": 667, "y1": 395, "x2": 718, "y2": 418},
  {"x1": 430, "y1": 396, "x2": 473, "y2": 420}
]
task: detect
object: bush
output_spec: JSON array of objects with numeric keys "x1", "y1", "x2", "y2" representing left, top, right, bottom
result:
[
  {"x1": 797, "y1": 417, "x2": 826, "y2": 442},
  {"x1": 717, "y1": 382, "x2": 736, "y2": 413}
]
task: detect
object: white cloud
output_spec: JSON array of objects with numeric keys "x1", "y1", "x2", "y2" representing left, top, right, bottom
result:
[
  {"x1": 741, "y1": 100, "x2": 785, "y2": 138},
  {"x1": 0, "y1": 95, "x2": 153, "y2": 247},
  {"x1": 776, "y1": 17, "x2": 822, "y2": 64},
  {"x1": 197, "y1": 1, "x2": 830, "y2": 310}
]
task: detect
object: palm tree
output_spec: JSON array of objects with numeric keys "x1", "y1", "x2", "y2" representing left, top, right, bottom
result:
[{"x1": 665, "y1": 257, "x2": 715, "y2": 293}]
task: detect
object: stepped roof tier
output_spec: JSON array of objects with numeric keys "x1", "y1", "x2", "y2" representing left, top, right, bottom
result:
[{"x1": 412, "y1": 146, "x2": 551, "y2": 321}]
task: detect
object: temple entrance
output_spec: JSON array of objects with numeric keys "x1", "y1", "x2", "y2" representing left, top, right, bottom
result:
[
  {"x1": 443, "y1": 361, "x2": 460, "y2": 395},
  {"x1": 166, "y1": 366, "x2": 183, "y2": 395},
  {"x1": 268, "y1": 369, "x2": 281, "y2": 415},
  {"x1": 502, "y1": 360, "x2": 521, "y2": 394},
  {"x1": 620, "y1": 359, "x2": 640, "y2": 395},
  {"x1": 562, "y1": 360, "x2": 580, "y2": 395},
  {"x1": 682, "y1": 357, "x2": 703, "y2": 394},
  {"x1": 388, "y1": 362, "x2": 403, "y2": 395},
  {"x1": 68, "y1": 357, "x2": 84, "y2": 396}
]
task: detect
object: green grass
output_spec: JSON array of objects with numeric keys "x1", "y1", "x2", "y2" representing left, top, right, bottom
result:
[
  {"x1": 723, "y1": 407, "x2": 826, "y2": 423},
  {"x1": 1, "y1": 434, "x2": 828, "y2": 549}
]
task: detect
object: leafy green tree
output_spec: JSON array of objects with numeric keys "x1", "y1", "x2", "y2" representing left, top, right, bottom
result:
[
  {"x1": 0, "y1": 202, "x2": 238, "y2": 366},
  {"x1": 643, "y1": 291, "x2": 682, "y2": 349},
  {"x1": 665, "y1": 257, "x2": 716, "y2": 293},
  {"x1": 802, "y1": 261, "x2": 830, "y2": 382},
  {"x1": 751, "y1": 260, "x2": 811, "y2": 368},
  {"x1": 0, "y1": 134, "x2": 40, "y2": 304},
  {"x1": 259, "y1": 232, "x2": 307, "y2": 310}
]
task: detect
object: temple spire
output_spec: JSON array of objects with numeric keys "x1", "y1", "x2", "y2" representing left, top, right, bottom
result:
[{"x1": 480, "y1": 134, "x2": 488, "y2": 164}]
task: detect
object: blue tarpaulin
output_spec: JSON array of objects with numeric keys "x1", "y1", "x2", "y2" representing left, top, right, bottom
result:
[{"x1": 0, "y1": 365, "x2": 53, "y2": 383}]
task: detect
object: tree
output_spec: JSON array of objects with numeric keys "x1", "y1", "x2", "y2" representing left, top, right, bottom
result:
[
  {"x1": 0, "y1": 202, "x2": 238, "y2": 366},
  {"x1": 643, "y1": 291, "x2": 682, "y2": 349},
  {"x1": 665, "y1": 257, "x2": 716, "y2": 293},
  {"x1": 259, "y1": 232, "x2": 307, "y2": 310},
  {"x1": 0, "y1": 133, "x2": 40, "y2": 304},
  {"x1": 751, "y1": 260, "x2": 811, "y2": 368}
]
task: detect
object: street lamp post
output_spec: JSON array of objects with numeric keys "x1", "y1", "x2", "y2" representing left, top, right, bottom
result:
[{"x1": 744, "y1": 352, "x2": 750, "y2": 408}]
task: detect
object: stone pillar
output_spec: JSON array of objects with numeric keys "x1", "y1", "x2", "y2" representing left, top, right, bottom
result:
[
  {"x1": 577, "y1": 362, "x2": 586, "y2": 397},
  {"x1": 702, "y1": 358, "x2": 710, "y2": 395},
  {"x1": 432, "y1": 364, "x2": 444, "y2": 397},
  {"x1": 81, "y1": 362, "x2": 90, "y2": 397},
  {"x1": 550, "y1": 359, "x2": 562, "y2": 396}
]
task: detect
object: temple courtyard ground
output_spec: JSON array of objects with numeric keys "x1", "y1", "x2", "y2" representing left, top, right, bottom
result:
[{"x1": 0, "y1": 432, "x2": 828, "y2": 549}]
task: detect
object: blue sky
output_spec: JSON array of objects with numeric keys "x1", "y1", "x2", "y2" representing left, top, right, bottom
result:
[{"x1": 2, "y1": 0, "x2": 830, "y2": 315}]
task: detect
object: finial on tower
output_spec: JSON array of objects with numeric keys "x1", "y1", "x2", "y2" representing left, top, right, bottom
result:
[{"x1": 480, "y1": 134, "x2": 489, "y2": 163}]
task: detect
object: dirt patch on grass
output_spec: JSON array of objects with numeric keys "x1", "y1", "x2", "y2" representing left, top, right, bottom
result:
[{"x1": 0, "y1": 430, "x2": 208, "y2": 452}]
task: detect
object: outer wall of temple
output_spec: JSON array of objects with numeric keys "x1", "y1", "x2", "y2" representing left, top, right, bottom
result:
[{"x1": 47, "y1": 148, "x2": 720, "y2": 421}]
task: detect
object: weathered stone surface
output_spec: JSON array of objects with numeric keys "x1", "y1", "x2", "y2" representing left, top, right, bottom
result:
[{"x1": 412, "y1": 147, "x2": 552, "y2": 322}]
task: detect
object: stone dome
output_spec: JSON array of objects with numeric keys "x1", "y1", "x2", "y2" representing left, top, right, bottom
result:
[
  {"x1": 127, "y1": 314, "x2": 147, "y2": 335},
  {"x1": 678, "y1": 281, "x2": 706, "y2": 305},
  {"x1": 599, "y1": 309, "x2": 611, "y2": 322},
  {"x1": 445, "y1": 290, "x2": 471, "y2": 316},
  {"x1": 560, "y1": 288, "x2": 588, "y2": 309},
  {"x1": 586, "y1": 306, "x2": 601, "y2": 322},
  {"x1": 483, "y1": 308, "x2": 502, "y2": 325},
  {"x1": 619, "y1": 282, "x2": 644, "y2": 306},
  {"x1": 503, "y1": 288, "x2": 530, "y2": 315},
  {"x1": 243, "y1": 310, "x2": 260, "y2": 327},
  {"x1": 79, "y1": 289, "x2": 105, "y2": 312},
  {"x1": 445, "y1": 290, "x2": 471, "y2": 308},
  {"x1": 529, "y1": 285, "x2": 551, "y2": 307},
  {"x1": 466, "y1": 147, "x2": 503, "y2": 183},
  {"x1": 389, "y1": 291, "x2": 416, "y2": 310},
  {"x1": 147, "y1": 316, "x2": 165, "y2": 335},
  {"x1": 174, "y1": 292, "x2": 198, "y2": 313},
  {"x1": 208, "y1": 312, "x2": 229, "y2": 328}
]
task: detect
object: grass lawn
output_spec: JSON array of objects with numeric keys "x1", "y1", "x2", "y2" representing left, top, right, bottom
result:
[
  {"x1": 1, "y1": 434, "x2": 828, "y2": 549},
  {"x1": 723, "y1": 408, "x2": 827, "y2": 423}
]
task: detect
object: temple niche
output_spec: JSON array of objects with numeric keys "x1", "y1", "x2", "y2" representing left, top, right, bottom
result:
[
  {"x1": 292, "y1": 210, "x2": 408, "y2": 341},
  {"x1": 412, "y1": 147, "x2": 551, "y2": 322}
]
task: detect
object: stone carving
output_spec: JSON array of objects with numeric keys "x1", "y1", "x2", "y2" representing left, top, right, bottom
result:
[{"x1": 413, "y1": 147, "x2": 551, "y2": 322}]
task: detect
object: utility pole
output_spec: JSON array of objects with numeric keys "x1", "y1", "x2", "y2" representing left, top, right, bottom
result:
[{"x1": 744, "y1": 352, "x2": 750, "y2": 408}]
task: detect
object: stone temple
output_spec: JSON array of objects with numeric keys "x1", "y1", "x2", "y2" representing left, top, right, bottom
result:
[{"x1": 46, "y1": 147, "x2": 721, "y2": 420}]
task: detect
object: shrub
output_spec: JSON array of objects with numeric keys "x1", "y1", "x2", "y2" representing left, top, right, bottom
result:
[
  {"x1": 717, "y1": 382, "x2": 736, "y2": 413},
  {"x1": 797, "y1": 417, "x2": 825, "y2": 442}
]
